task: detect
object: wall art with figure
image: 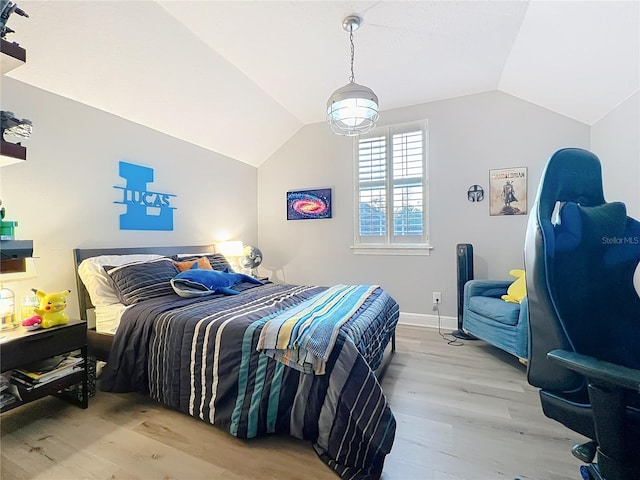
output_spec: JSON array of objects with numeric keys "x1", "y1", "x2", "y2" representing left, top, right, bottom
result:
[{"x1": 489, "y1": 167, "x2": 527, "y2": 216}]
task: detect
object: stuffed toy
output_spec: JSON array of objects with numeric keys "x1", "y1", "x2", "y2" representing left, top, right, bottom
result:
[
  {"x1": 22, "y1": 289, "x2": 71, "y2": 329},
  {"x1": 171, "y1": 265, "x2": 263, "y2": 297},
  {"x1": 21, "y1": 315, "x2": 42, "y2": 330},
  {"x1": 502, "y1": 269, "x2": 527, "y2": 304}
]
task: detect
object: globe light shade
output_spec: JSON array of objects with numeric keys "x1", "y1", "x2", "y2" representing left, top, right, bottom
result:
[
  {"x1": 327, "y1": 82, "x2": 379, "y2": 136},
  {"x1": 0, "y1": 287, "x2": 17, "y2": 330},
  {"x1": 0, "y1": 257, "x2": 37, "y2": 330}
]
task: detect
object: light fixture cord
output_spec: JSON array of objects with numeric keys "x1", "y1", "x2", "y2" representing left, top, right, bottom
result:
[{"x1": 349, "y1": 28, "x2": 355, "y2": 83}]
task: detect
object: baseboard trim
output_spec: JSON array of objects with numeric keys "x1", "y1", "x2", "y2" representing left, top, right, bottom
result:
[{"x1": 398, "y1": 312, "x2": 458, "y2": 331}]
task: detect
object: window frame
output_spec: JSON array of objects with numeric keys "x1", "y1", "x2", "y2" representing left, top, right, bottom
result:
[{"x1": 352, "y1": 120, "x2": 431, "y2": 256}]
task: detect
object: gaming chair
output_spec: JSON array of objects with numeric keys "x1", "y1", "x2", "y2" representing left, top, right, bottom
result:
[{"x1": 524, "y1": 147, "x2": 640, "y2": 480}]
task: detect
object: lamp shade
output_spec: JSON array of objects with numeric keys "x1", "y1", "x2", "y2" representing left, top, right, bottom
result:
[
  {"x1": 327, "y1": 82, "x2": 379, "y2": 136},
  {"x1": 216, "y1": 240, "x2": 244, "y2": 258}
]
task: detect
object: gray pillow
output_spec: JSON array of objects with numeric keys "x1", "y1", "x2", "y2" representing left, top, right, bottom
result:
[{"x1": 105, "y1": 258, "x2": 178, "y2": 305}]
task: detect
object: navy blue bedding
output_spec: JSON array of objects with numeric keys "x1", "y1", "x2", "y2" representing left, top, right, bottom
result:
[{"x1": 100, "y1": 282, "x2": 399, "y2": 480}]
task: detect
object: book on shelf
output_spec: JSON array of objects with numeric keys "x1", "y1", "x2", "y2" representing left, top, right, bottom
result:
[
  {"x1": 11, "y1": 356, "x2": 84, "y2": 389},
  {"x1": 0, "y1": 372, "x2": 11, "y2": 391},
  {"x1": 0, "y1": 392, "x2": 17, "y2": 408}
]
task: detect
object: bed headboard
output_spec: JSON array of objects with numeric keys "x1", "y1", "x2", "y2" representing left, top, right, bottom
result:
[{"x1": 73, "y1": 245, "x2": 215, "y2": 321}]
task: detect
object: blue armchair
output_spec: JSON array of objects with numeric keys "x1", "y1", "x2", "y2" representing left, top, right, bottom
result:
[{"x1": 462, "y1": 280, "x2": 528, "y2": 360}]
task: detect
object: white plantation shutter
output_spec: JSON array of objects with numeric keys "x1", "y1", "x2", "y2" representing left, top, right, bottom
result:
[
  {"x1": 358, "y1": 136, "x2": 386, "y2": 183},
  {"x1": 358, "y1": 136, "x2": 387, "y2": 238},
  {"x1": 392, "y1": 130, "x2": 424, "y2": 237},
  {"x1": 355, "y1": 121, "x2": 429, "y2": 253}
]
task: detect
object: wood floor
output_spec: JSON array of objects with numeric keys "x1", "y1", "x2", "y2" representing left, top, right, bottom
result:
[{"x1": 0, "y1": 325, "x2": 586, "y2": 480}]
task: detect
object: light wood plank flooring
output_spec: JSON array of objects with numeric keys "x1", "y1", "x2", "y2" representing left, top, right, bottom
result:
[{"x1": 1, "y1": 325, "x2": 585, "y2": 480}]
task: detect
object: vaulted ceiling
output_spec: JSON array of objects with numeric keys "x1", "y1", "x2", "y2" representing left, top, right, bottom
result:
[{"x1": 3, "y1": 1, "x2": 639, "y2": 167}]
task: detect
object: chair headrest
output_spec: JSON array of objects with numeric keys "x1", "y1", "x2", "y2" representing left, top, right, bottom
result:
[
  {"x1": 554, "y1": 201, "x2": 627, "y2": 252},
  {"x1": 536, "y1": 148, "x2": 605, "y2": 221},
  {"x1": 533, "y1": 148, "x2": 607, "y2": 258}
]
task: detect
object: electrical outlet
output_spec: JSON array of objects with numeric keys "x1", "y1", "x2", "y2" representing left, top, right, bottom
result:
[{"x1": 433, "y1": 291, "x2": 442, "y2": 305}]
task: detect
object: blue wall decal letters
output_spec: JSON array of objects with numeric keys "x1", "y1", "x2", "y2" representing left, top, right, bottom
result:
[{"x1": 113, "y1": 161, "x2": 177, "y2": 231}]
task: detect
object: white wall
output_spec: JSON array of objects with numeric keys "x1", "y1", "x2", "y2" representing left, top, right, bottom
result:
[
  {"x1": 591, "y1": 91, "x2": 640, "y2": 219},
  {"x1": 0, "y1": 78, "x2": 258, "y2": 319},
  {"x1": 257, "y1": 91, "x2": 590, "y2": 323}
]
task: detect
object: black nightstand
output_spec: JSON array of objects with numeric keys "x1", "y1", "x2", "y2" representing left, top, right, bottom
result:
[{"x1": 0, "y1": 319, "x2": 88, "y2": 412}]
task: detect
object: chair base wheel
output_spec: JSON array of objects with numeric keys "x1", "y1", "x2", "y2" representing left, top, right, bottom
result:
[
  {"x1": 572, "y1": 441, "x2": 598, "y2": 463},
  {"x1": 580, "y1": 464, "x2": 604, "y2": 480}
]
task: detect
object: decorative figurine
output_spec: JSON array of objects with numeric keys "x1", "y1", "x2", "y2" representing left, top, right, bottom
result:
[
  {"x1": 0, "y1": 0, "x2": 29, "y2": 39},
  {"x1": 1, "y1": 110, "x2": 32, "y2": 143},
  {"x1": 22, "y1": 289, "x2": 71, "y2": 329}
]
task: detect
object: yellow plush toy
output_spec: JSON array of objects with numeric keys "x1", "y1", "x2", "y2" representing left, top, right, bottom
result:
[
  {"x1": 24, "y1": 289, "x2": 71, "y2": 329},
  {"x1": 502, "y1": 269, "x2": 527, "y2": 303}
]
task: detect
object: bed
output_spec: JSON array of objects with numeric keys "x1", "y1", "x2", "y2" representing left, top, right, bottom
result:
[{"x1": 73, "y1": 245, "x2": 399, "y2": 480}]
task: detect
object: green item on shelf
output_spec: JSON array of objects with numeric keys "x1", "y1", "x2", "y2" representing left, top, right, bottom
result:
[{"x1": 0, "y1": 220, "x2": 18, "y2": 239}]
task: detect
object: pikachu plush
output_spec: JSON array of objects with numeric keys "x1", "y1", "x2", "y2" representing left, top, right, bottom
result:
[{"x1": 22, "y1": 289, "x2": 71, "y2": 329}]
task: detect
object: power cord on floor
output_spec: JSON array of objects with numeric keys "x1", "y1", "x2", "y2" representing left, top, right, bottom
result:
[{"x1": 434, "y1": 300, "x2": 463, "y2": 346}]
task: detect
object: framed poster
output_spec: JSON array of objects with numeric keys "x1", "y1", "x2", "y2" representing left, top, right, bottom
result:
[
  {"x1": 489, "y1": 167, "x2": 527, "y2": 216},
  {"x1": 286, "y1": 188, "x2": 332, "y2": 220}
]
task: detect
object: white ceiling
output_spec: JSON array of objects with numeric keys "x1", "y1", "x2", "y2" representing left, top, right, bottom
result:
[{"x1": 3, "y1": 1, "x2": 639, "y2": 167}]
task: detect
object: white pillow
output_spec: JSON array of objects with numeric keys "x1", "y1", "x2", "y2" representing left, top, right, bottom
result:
[{"x1": 78, "y1": 254, "x2": 163, "y2": 306}]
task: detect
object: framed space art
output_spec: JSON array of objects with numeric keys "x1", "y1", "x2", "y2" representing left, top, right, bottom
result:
[
  {"x1": 286, "y1": 188, "x2": 332, "y2": 220},
  {"x1": 489, "y1": 167, "x2": 527, "y2": 216}
]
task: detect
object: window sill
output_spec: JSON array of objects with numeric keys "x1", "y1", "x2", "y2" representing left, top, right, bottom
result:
[{"x1": 350, "y1": 244, "x2": 433, "y2": 256}]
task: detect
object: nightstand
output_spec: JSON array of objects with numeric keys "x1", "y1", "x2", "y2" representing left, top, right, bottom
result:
[{"x1": 0, "y1": 319, "x2": 88, "y2": 412}]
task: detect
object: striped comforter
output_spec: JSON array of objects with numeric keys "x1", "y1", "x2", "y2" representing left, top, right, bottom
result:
[
  {"x1": 101, "y1": 282, "x2": 399, "y2": 480},
  {"x1": 257, "y1": 284, "x2": 381, "y2": 375}
]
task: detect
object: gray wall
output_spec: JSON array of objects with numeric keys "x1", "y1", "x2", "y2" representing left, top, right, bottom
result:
[
  {"x1": 257, "y1": 91, "x2": 591, "y2": 326},
  {"x1": 0, "y1": 78, "x2": 258, "y2": 319},
  {"x1": 2, "y1": 80, "x2": 635, "y2": 326},
  {"x1": 591, "y1": 92, "x2": 640, "y2": 219}
]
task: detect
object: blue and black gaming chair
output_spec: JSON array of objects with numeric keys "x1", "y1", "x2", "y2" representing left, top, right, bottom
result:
[{"x1": 524, "y1": 147, "x2": 640, "y2": 480}]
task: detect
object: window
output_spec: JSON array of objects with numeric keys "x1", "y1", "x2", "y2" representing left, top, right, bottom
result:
[{"x1": 353, "y1": 121, "x2": 430, "y2": 255}]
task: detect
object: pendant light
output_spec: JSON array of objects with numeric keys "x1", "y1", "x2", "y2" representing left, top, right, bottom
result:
[{"x1": 327, "y1": 15, "x2": 379, "y2": 136}]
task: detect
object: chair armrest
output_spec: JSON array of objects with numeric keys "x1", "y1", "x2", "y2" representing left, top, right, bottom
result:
[
  {"x1": 464, "y1": 279, "x2": 511, "y2": 298},
  {"x1": 547, "y1": 349, "x2": 640, "y2": 392}
]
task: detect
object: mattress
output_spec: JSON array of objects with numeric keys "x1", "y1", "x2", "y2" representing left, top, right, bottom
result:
[{"x1": 94, "y1": 303, "x2": 128, "y2": 334}]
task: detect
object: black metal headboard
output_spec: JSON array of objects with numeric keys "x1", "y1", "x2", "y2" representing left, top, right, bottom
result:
[{"x1": 73, "y1": 245, "x2": 215, "y2": 321}]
